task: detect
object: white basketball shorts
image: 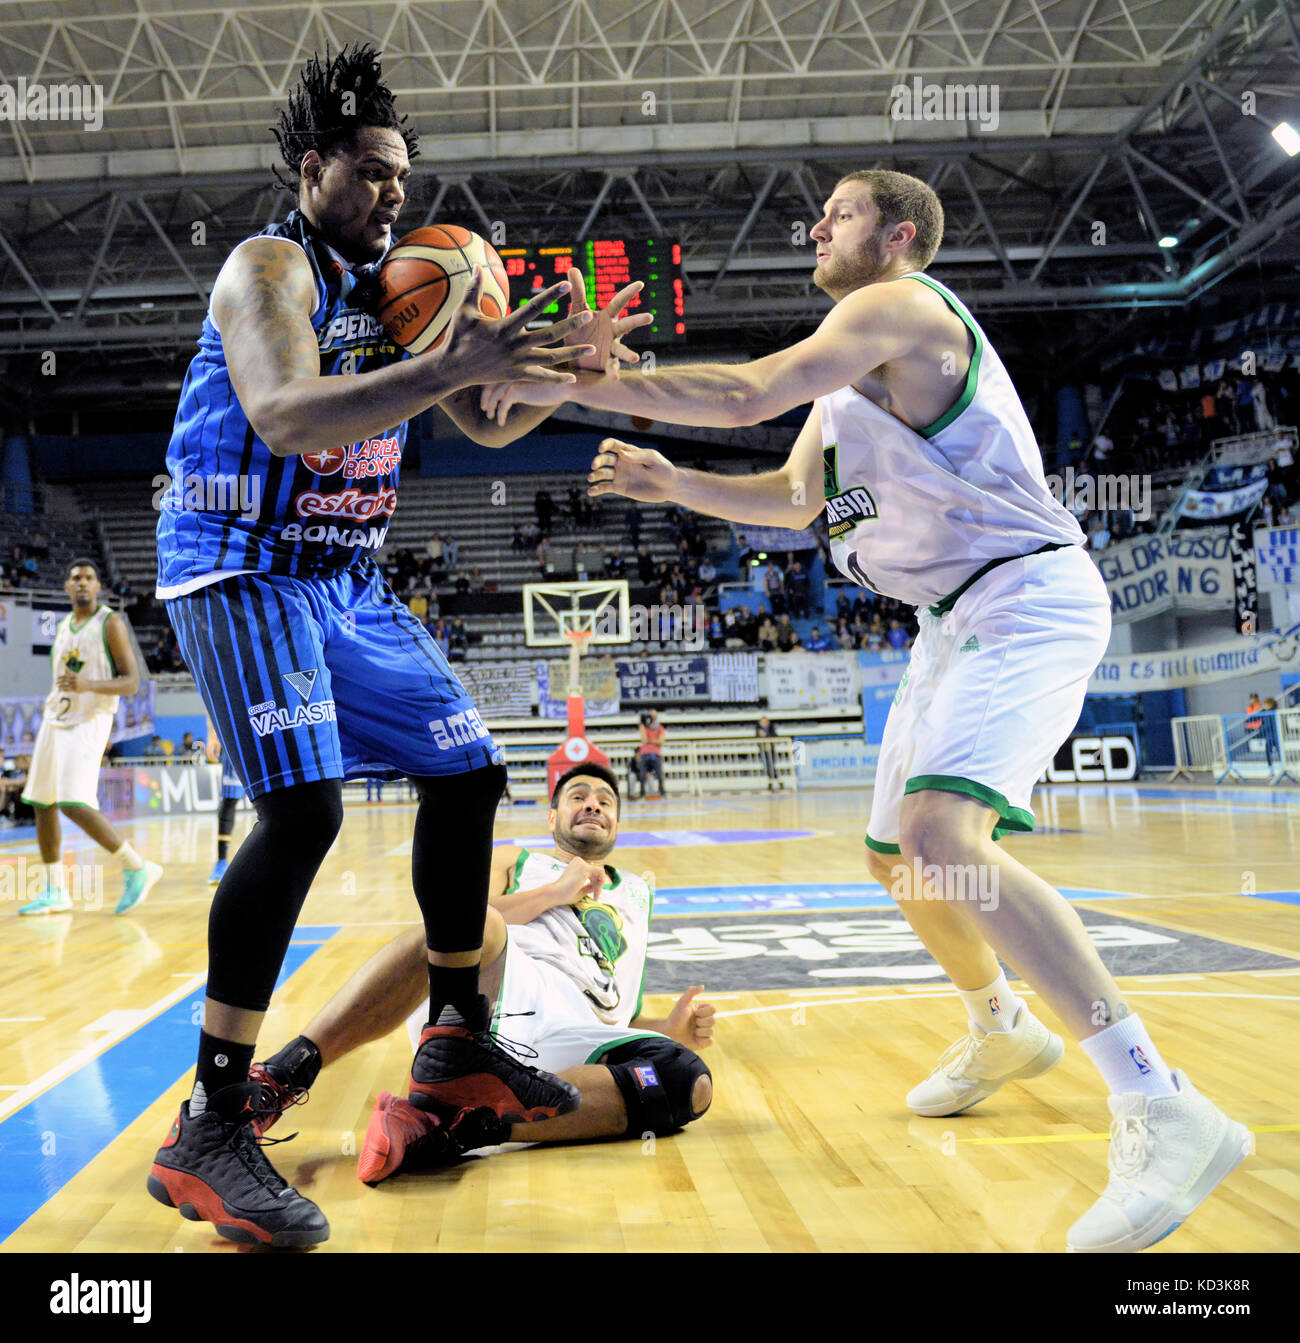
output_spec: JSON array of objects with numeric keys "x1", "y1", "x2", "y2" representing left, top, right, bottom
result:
[
  {"x1": 21, "y1": 714, "x2": 115, "y2": 809},
  {"x1": 865, "y1": 544, "x2": 1111, "y2": 852}
]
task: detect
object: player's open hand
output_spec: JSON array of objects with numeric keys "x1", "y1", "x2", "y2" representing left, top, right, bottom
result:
[
  {"x1": 587, "y1": 437, "x2": 677, "y2": 503},
  {"x1": 478, "y1": 268, "x2": 652, "y2": 425},
  {"x1": 438, "y1": 270, "x2": 596, "y2": 389},
  {"x1": 666, "y1": 985, "x2": 716, "y2": 1050}
]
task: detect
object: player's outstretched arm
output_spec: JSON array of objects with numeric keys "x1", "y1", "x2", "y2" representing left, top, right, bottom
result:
[
  {"x1": 451, "y1": 270, "x2": 653, "y2": 447},
  {"x1": 213, "y1": 239, "x2": 595, "y2": 456},
  {"x1": 587, "y1": 405, "x2": 826, "y2": 530},
  {"x1": 484, "y1": 281, "x2": 919, "y2": 429}
]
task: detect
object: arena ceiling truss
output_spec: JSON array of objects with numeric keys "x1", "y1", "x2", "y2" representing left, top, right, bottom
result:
[{"x1": 0, "y1": 0, "x2": 1296, "y2": 408}]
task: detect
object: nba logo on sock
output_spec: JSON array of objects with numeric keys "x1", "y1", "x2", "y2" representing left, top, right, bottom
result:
[
  {"x1": 988, "y1": 996, "x2": 1000, "y2": 1016},
  {"x1": 1129, "y1": 1045, "x2": 1152, "y2": 1075},
  {"x1": 633, "y1": 1065, "x2": 659, "y2": 1090}
]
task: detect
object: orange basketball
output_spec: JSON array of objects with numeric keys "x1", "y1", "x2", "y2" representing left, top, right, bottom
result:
[{"x1": 375, "y1": 224, "x2": 510, "y2": 354}]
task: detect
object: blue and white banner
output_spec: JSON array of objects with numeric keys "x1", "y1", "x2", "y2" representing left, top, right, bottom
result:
[
  {"x1": 617, "y1": 656, "x2": 711, "y2": 704},
  {"x1": 1088, "y1": 624, "x2": 1300, "y2": 694},
  {"x1": 707, "y1": 652, "x2": 759, "y2": 702},
  {"x1": 1095, "y1": 529, "x2": 1235, "y2": 622},
  {"x1": 1255, "y1": 526, "x2": 1299, "y2": 585},
  {"x1": 1179, "y1": 463, "x2": 1269, "y2": 521},
  {"x1": 795, "y1": 736, "x2": 880, "y2": 787}
]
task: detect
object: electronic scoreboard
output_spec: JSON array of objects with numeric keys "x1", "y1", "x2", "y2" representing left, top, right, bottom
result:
[{"x1": 498, "y1": 237, "x2": 685, "y2": 343}]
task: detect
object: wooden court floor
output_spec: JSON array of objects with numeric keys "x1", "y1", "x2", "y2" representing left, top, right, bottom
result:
[{"x1": 0, "y1": 782, "x2": 1297, "y2": 1253}]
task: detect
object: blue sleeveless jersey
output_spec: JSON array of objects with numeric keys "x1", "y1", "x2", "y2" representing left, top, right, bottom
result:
[{"x1": 156, "y1": 210, "x2": 406, "y2": 596}]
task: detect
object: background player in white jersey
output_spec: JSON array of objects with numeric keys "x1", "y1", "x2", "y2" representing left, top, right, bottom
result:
[
  {"x1": 248, "y1": 763, "x2": 715, "y2": 1183},
  {"x1": 19, "y1": 559, "x2": 163, "y2": 916},
  {"x1": 481, "y1": 169, "x2": 1251, "y2": 1253}
]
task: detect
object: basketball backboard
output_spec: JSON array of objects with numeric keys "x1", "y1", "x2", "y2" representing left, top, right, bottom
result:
[{"x1": 523, "y1": 579, "x2": 630, "y2": 647}]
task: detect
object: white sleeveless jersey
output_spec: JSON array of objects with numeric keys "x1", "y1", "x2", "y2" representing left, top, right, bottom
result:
[
  {"x1": 44, "y1": 606, "x2": 121, "y2": 728},
  {"x1": 504, "y1": 848, "x2": 654, "y2": 1027},
  {"x1": 822, "y1": 273, "x2": 1083, "y2": 609}
]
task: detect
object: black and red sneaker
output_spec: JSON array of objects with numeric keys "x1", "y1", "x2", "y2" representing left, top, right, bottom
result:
[
  {"x1": 408, "y1": 998, "x2": 580, "y2": 1124},
  {"x1": 247, "y1": 1062, "x2": 309, "y2": 1138},
  {"x1": 147, "y1": 1081, "x2": 329, "y2": 1248}
]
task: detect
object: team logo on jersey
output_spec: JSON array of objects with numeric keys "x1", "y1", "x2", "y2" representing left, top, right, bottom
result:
[
  {"x1": 282, "y1": 668, "x2": 318, "y2": 703},
  {"x1": 64, "y1": 652, "x2": 85, "y2": 674},
  {"x1": 577, "y1": 900, "x2": 628, "y2": 969},
  {"x1": 822, "y1": 444, "x2": 879, "y2": 538},
  {"x1": 319, "y1": 311, "x2": 386, "y2": 348},
  {"x1": 303, "y1": 447, "x2": 346, "y2": 476}
]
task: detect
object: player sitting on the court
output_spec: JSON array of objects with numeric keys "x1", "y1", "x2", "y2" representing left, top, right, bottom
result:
[
  {"x1": 249, "y1": 763, "x2": 715, "y2": 1183},
  {"x1": 19, "y1": 559, "x2": 163, "y2": 916}
]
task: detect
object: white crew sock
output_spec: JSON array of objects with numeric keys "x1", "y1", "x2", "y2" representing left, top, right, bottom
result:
[
  {"x1": 114, "y1": 842, "x2": 145, "y2": 871},
  {"x1": 957, "y1": 972, "x2": 1024, "y2": 1033},
  {"x1": 1080, "y1": 1013, "x2": 1179, "y2": 1098}
]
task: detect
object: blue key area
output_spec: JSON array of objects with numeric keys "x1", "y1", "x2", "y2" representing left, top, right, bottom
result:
[{"x1": 0, "y1": 926, "x2": 338, "y2": 1244}]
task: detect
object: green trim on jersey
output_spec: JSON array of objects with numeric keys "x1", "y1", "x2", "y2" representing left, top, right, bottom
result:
[
  {"x1": 927, "y1": 541, "x2": 1072, "y2": 618},
  {"x1": 864, "y1": 833, "x2": 902, "y2": 855},
  {"x1": 906, "y1": 274, "x2": 984, "y2": 440},
  {"x1": 584, "y1": 1033, "x2": 662, "y2": 1065},
  {"x1": 101, "y1": 610, "x2": 118, "y2": 677},
  {"x1": 903, "y1": 774, "x2": 1035, "y2": 833},
  {"x1": 505, "y1": 848, "x2": 530, "y2": 895},
  {"x1": 634, "y1": 878, "x2": 655, "y2": 1019}
]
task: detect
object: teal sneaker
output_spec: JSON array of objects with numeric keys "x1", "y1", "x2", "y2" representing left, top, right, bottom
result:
[
  {"x1": 116, "y1": 860, "x2": 164, "y2": 915},
  {"x1": 19, "y1": 887, "x2": 74, "y2": 915}
]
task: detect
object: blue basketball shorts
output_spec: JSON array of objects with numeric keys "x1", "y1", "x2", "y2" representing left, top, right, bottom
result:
[
  {"x1": 167, "y1": 560, "x2": 501, "y2": 799},
  {"x1": 219, "y1": 764, "x2": 245, "y2": 802}
]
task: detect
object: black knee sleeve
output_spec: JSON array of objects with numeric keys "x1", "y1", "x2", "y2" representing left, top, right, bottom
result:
[
  {"x1": 207, "y1": 779, "x2": 343, "y2": 1012},
  {"x1": 605, "y1": 1036, "x2": 711, "y2": 1138},
  {"x1": 409, "y1": 763, "x2": 507, "y2": 953}
]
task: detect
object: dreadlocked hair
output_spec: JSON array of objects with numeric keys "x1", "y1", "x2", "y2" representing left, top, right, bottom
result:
[{"x1": 271, "y1": 42, "x2": 418, "y2": 190}]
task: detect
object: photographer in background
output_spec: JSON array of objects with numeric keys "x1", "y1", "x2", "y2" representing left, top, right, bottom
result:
[{"x1": 633, "y1": 708, "x2": 667, "y2": 800}]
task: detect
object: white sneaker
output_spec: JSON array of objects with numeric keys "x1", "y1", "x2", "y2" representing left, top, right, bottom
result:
[
  {"x1": 907, "y1": 1005, "x2": 1064, "y2": 1117},
  {"x1": 1067, "y1": 1070, "x2": 1253, "y2": 1253}
]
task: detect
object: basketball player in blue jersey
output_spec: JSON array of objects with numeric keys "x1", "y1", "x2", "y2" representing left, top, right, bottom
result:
[
  {"x1": 149, "y1": 44, "x2": 650, "y2": 1248},
  {"x1": 482, "y1": 170, "x2": 1252, "y2": 1252}
]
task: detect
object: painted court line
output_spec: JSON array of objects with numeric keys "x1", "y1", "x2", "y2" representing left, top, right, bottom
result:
[{"x1": 960, "y1": 1124, "x2": 1300, "y2": 1148}]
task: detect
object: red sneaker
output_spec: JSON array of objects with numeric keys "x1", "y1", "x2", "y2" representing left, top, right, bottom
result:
[{"x1": 357, "y1": 1091, "x2": 459, "y2": 1185}]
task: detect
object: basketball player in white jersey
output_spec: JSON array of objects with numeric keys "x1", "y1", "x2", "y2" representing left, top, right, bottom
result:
[
  {"x1": 247, "y1": 762, "x2": 715, "y2": 1184},
  {"x1": 480, "y1": 170, "x2": 1251, "y2": 1253},
  {"x1": 19, "y1": 559, "x2": 164, "y2": 916}
]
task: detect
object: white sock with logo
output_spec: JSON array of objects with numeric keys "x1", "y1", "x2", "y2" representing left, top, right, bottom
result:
[
  {"x1": 957, "y1": 972, "x2": 1024, "y2": 1034},
  {"x1": 1080, "y1": 1014, "x2": 1178, "y2": 1098},
  {"x1": 114, "y1": 842, "x2": 145, "y2": 871}
]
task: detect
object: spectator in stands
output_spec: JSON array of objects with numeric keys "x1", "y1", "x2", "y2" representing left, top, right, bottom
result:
[
  {"x1": 443, "y1": 534, "x2": 460, "y2": 571},
  {"x1": 757, "y1": 613, "x2": 778, "y2": 652},
  {"x1": 1091, "y1": 430, "x2": 1113, "y2": 466},
  {"x1": 734, "y1": 605, "x2": 758, "y2": 647},
  {"x1": 737, "y1": 534, "x2": 758, "y2": 569},
  {"x1": 1215, "y1": 381, "x2": 1236, "y2": 433},
  {"x1": 409, "y1": 590, "x2": 429, "y2": 620},
  {"x1": 448, "y1": 617, "x2": 469, "y2": 662},
  {"x1": 535, "y1": 487, "x2": 555, "y2": 536},
  {"x1": 510, "y1": 524, "x2": 525, "y2": 552},
  {"x1": 1087, "y1": 517, "x2": 1111, "y2": 551},
  {"x1": 603, "y1": 543, "x2": 624, "y2": 579},
  {"x1": 708, "y1": 612, "x2": 726, "y2": 650},
  {"x1": 1252, "y1": 379, "x2": 1274, "y2": 431},
  {"x1": 775, "y1": 613, "x2": 801, "y2": 653},
  {"x1": 142, "y1": 736, "x2": 169, "y2": 759},
  {"x1": 522, "y1": 520, "x2": 540, "y2": 549},
  {"x1": 1235, "y1": 376, "x2": 1253, "y2": 428},
  {"x1": 633, "y1": 710, "x2": 667, "y2": 799},
  {"x1": 886, "y1": 618, "x2": 909, "y2": 651},
  {"x1": 786, "y1": 559, "x2": 810, "y2": 618},
  {"x1": 425, "y1": 532, "x2": 444, "y2": 569},
  {"x1": 429, "y1": 618, "x2": 451, "y2": 657},
  {"x1": 805, "y1": 625, "x2": 832, "y2": 653},
  {"x1": 566, "y1": 484, "x2": 583, "y2": 530},
  {"x1": 834, "y1": 619, "x2": 855, "y2": 651},
  {"x1": 180, "y1": 732, "x2": 205, "y2": 759},
  {"x1": 625, "y1": 502, "x2": 643, "y2": 545},
  {"x1": 468, "y1": 565, "x2": 486, "y2": 592},
  {"x1": 763, "y1": 560, "x2": 784, "y2": 613},
  {"x1": 536, "y1": 537, "x2": 553, "y2": 577}
]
